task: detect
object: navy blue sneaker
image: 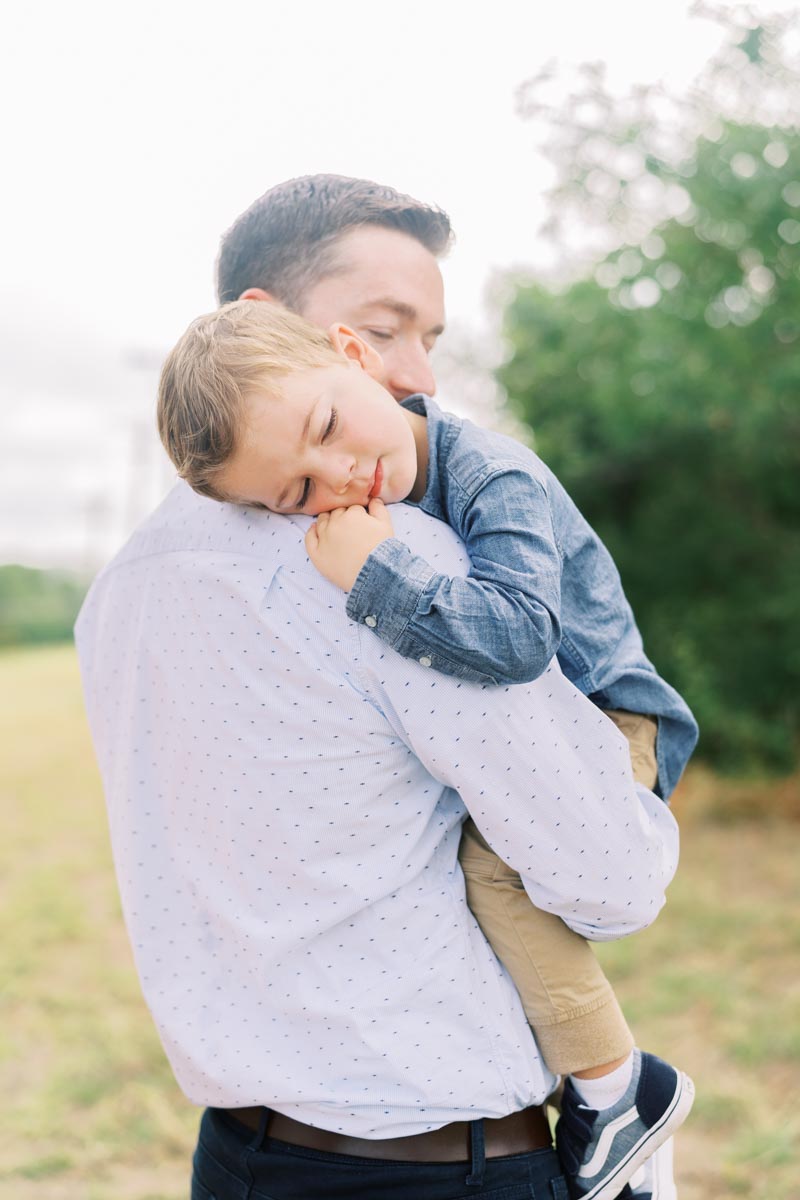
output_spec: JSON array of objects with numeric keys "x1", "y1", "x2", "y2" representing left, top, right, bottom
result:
[{"x1": 556, "y1": 1051, "x2": 694, "y2": 1200}]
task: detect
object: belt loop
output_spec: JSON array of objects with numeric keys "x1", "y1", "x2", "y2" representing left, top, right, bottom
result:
[
  {"x1": 465, "y1": 1117, "x2": 486, "y2": 1186},
  {"x1": 242, "y1": 1107, "x2": 272, "y2": 1199}
]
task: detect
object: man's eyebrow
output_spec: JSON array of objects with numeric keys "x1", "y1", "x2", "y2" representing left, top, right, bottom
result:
[
  {"x1": 359, "y1": 298, "x2": 445, "y2": 336},
  {"x1": 274, "y1": 402, "x2": 317, "y2": 510}
]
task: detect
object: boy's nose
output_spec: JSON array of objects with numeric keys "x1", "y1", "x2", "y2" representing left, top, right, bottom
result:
[{"x1": 330, "y1": 455, "x2": 356, "y2": 493}]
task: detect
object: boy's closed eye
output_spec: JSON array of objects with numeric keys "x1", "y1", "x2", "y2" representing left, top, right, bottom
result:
[
  {"x1": 295, "y1": 407, "x2": 340, "y2": 510},
  {"x1": 323, "y1": 409, "x2": 339, "y2": 440}
]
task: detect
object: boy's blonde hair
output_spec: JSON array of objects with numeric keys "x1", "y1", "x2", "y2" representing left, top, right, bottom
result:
[{"x1": 157, "y1": 300, "x2": 340, "y2": 501}]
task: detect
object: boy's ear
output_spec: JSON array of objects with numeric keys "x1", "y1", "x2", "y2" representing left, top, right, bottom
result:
[{"x1": 327, "y1": 323, "x2": 384, "y2": 380}]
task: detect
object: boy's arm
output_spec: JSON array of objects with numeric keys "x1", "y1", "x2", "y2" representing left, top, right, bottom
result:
[{"x1": 306, "y1": 468, "x2": 563, "y2": 686}]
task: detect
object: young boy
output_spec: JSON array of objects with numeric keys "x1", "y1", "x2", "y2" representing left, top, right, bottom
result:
[{"x1": 158, "y1": 299, "x2": 697, "y2": 1200}]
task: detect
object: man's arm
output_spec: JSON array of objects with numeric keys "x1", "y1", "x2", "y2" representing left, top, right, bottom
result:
[{"x1": 359, "y1": 645, "x2": 679, "y2": 943}]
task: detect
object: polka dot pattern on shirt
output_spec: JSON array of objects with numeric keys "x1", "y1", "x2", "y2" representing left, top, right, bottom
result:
[{"x1": 76, "y1": 483, "x2": 678, "y2": 1136}]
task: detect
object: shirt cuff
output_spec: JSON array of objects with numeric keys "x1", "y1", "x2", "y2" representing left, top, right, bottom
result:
[{"x1": 346, "y1": 538, "x2": 437, "y2": 651}]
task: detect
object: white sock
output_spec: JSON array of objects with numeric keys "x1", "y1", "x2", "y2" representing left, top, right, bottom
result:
[{"x1": 570, "y1": 1050, "x2": 635, "y2": 1110}]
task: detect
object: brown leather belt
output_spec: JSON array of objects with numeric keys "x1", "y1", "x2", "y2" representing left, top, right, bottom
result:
[{"x1": 223, "y1": 1104, "x2": 552, "y2": 1162}]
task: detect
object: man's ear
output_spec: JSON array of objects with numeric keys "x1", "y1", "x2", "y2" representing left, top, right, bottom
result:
[
  {"x1": 238, "y1": 287, "x2": 275, "y2": 303},
  {"x1": 327, "y1": 323, "x2": 384, "y2": 380}
]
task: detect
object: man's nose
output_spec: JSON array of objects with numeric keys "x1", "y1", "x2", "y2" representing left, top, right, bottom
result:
[{"x1": 385, "y1": 345, "x2": 436, "y2": 401}]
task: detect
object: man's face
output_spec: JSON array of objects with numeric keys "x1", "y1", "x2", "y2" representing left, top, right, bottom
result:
[
  {"x1": 299, "y1": 227, "x2": 446, "y2": 402},
  {"x1": 215, "y1": 354, "x2": 419, "y2": 517}
]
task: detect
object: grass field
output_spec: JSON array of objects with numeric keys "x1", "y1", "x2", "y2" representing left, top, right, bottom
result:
[{"x1": 1, "y1": 643, "x2": 798, "y2": 1199}]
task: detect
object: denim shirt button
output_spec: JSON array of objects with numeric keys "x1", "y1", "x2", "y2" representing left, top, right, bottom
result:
[
  {"x1": 419, "y1": 656, "x2": 432, "y2": 667},
  {"x1": 364, "y1": 615, "x2": 378, "y2": 628}
]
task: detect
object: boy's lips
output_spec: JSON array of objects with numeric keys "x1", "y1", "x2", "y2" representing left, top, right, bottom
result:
[{"x1": 368, "y1": 459, "x2": 383, "y2": 500}]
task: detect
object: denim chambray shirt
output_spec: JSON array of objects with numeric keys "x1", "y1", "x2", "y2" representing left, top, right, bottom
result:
[{"x1": 347, "y1": 395, "x2": 698, "y2": 799}]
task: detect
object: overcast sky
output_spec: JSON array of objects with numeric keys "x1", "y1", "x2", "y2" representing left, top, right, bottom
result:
[{"x1": 1, "y1": 0, "x2": 785, "y2": 570}]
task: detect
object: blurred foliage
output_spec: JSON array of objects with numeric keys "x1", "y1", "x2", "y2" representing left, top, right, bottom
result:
[
  {"x1": 500, "y1": 5, "x2": 800, "y2": 773},
  {"x1": 0, "y1": 565, "x2": 88, "y2": 647}
]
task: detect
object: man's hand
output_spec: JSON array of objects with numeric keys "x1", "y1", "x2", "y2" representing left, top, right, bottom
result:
[{"x1": 305, "y1": 499, "x2": 395, "y2": 592}]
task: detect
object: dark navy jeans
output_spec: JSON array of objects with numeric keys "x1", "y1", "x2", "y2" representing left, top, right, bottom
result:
[{"x1": 191, "y1": 1108, "x2": 570, "y2": 1200}]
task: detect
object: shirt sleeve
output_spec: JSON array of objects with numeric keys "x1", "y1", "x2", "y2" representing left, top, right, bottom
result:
[
  {"x1": 360, "y1": 647, "x2": 680, "y2": 942},
  {"x1": 346, "y1": 467, "x2": 562, "y2": 686}
]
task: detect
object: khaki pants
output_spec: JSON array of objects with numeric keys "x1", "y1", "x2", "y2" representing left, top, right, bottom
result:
[{"x1": 458, "y1": 709, "x2": 658, "y2": 1075}]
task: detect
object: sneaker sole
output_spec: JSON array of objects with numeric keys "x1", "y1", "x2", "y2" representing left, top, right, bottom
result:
[{"x1": 580, "y1": 1072, "x2": 695, "y2": 1200}]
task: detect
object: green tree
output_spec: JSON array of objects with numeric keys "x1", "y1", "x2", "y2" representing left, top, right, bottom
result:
[
  {"x1": 0, "y1": 565, "x2": 88, "y2": 647},
  {"x1": 499, "y1": 6, "x2": 800, "y2": 772}
]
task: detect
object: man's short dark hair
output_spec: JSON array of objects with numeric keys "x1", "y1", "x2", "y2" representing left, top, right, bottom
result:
[{"x1": 215, "y1": 174, "x2": 453, "y2": 310}]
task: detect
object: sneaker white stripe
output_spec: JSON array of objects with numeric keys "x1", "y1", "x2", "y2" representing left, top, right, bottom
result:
[
  {"x1": 577, "y1": 1108, "x2": 639, "y2": 1177},
  {"x1": 580, "y1": 1078, "x2": 694, "y2": 1200}
]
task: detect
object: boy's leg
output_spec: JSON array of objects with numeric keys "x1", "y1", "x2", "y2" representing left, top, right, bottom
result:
[
  {"x1": 459, "y1": 820, "x2": 693, "y2": 1200},
  {"x1": 459, "y1": 711, "x2": 694, "y2": 1200},
  {"x1": 458, "y1": 818, "x2": 634, "y2": 1075},
  {"x1": 604, "y1": 710, "x2": 659, "y2": 792},
  {"x1": 458, "y1": 709, "x2": 657, "y2": 1074}
]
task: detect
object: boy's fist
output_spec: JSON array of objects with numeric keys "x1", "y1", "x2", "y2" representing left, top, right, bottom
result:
[{"x1": 305, "y1": 499, "x2": 395, "y2": 592}]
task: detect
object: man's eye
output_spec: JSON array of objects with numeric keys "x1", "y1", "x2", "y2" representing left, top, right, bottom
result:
[
  {"x1": 365, "y1": 329, "x2": 393, "y2": 342},
  {"x1": 323, "y1": 409, "x2": 338, "y2": 440}
]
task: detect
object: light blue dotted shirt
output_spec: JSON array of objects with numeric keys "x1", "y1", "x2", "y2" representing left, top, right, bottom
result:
[{"x1": 76, "y1": 482, "x2": 679, "y2": 1137}]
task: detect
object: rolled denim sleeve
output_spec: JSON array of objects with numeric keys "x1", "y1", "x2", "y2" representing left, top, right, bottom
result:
[
  {"x1": 346, "y1": 466, "x2": 563, "y2": 685},
  {"x1": 346, "y1": 538, "x2": 440, "y2": 664}
]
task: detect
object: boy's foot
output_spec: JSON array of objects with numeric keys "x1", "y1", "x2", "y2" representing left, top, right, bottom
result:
[{"x1": 556, "y1": 1050, "x2": 694, "y2": 1200}]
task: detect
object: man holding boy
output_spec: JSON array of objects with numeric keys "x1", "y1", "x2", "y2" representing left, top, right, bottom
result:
[{"x1": 76, "y1": 175, "x2": 682, "y2": 1199}]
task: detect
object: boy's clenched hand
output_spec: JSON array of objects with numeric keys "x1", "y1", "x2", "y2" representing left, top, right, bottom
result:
[{"x1": 305, "y1": 499, "x2": 395, "y2": 592}]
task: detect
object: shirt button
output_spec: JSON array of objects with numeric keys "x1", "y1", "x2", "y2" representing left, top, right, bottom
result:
[
  {"x1": 365, "y1": 615, "x2": 378, "y2": 628},
  {"x1": 419, "y1": 655, "x2": 432, "y2": 667}
]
